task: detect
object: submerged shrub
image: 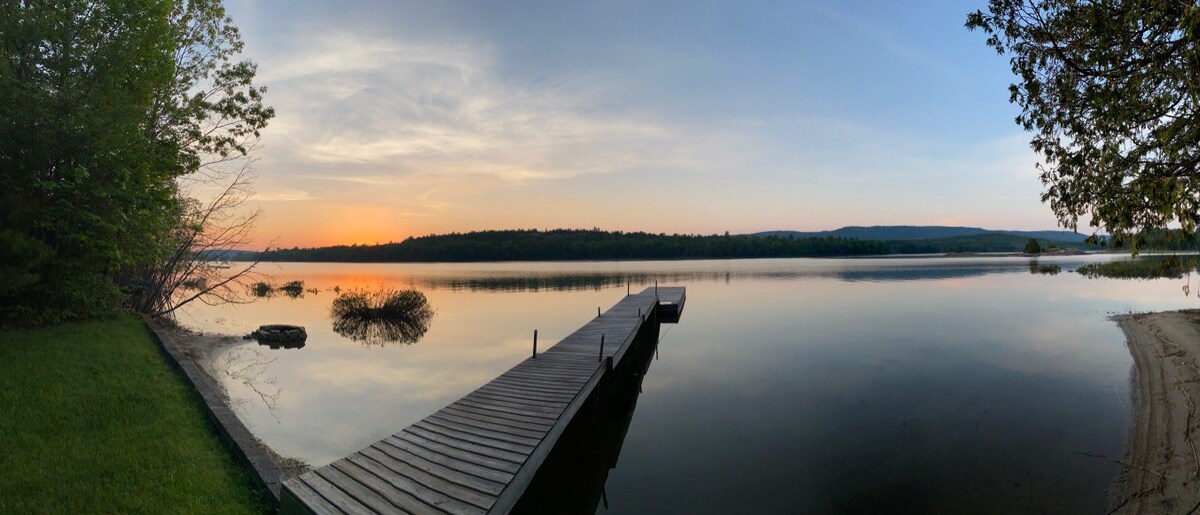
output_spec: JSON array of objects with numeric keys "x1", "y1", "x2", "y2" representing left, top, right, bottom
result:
[
  {"x1": 330, "y1": 289, "x2": 434, "y2": 345},
  {"x1": 250, "y1": 282, "x2": 272, "y2": 297},
  {"x1": 279, "y1": 280, "x2": 304, "y2": 298}
]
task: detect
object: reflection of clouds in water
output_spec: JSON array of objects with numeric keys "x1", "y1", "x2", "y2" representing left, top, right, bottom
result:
[{"x1": 297, "y1": 358, "x2": 490, "y2": 403}]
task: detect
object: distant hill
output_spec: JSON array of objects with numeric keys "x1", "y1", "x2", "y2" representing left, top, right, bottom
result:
[{"x1": 750, "y1": 225, "x2": 1089, "y2": 242}]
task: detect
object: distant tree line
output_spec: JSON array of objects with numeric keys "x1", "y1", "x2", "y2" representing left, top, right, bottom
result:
[{"x1": 255, "y1": 229, "x2": 1102, "y2": 263}]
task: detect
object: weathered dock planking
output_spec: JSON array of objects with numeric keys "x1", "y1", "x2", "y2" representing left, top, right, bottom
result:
[{"x1": 280, "y1": 286, "x2": 686, "y2": 514}]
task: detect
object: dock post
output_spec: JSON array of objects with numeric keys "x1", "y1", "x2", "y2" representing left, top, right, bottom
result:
[
  {"x1": 627, "y1": 283, "x2": 630, "y2": 295},
  {"x1": 605, "y1": 355, "x2": 613, "y2": 372},
  {"x1": 637, "y1": 307, "x2": 641, "y2": 318},
  {"x1": 598, "y1": 306, "x2": 601, "y2": 318},
  {"x1": 598, "y1": 334, "x2": 605, "y2": 361},
  {"x1": 532, "y1": 329, "x2": 538, "y2": 359}
]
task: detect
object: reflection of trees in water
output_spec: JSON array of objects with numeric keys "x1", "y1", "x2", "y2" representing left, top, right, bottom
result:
[
  {"x1": 218, "y1": 346, "x2": 281, "y2": 419},
  {"x1": 401, "y1": 265, "x2": 1036, "y2": 293},
  {"x1": 1076, "y1": 256, "x2": 1196, "y2": 280},
  {"x1": 330, "y1": 289, "x2": 434, "y2": 346},
  {"x1": 1028, "y1": 261, "x2": 1062, "y2": 275}
]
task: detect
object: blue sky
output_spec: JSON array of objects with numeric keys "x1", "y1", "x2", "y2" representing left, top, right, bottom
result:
[{"x1": 222, "y1": 0, "x2": 1056, "y2": 247}]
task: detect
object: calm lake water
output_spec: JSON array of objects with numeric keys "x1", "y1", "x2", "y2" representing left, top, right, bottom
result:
[{"x1": 178, "y1": 255, "x2": 1197, "y2": 513}]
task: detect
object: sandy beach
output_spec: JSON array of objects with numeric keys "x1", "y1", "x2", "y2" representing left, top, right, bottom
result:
[{"x1": 1114, "y1": 311, "x2": 1200, "y2": 513}]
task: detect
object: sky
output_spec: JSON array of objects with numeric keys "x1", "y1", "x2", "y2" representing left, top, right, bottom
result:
[{"x1": 221, "y1": 0, "x2": 1056, "y2": 248}]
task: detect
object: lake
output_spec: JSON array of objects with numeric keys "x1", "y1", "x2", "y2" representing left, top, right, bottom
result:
[{"x1": 177, "y1": 255, "x2": 1194, "y2": 513}]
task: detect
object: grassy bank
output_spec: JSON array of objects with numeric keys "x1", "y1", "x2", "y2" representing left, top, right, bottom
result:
[{"x1": 0, "y1": 314, "x2": 267, "y2": 513}]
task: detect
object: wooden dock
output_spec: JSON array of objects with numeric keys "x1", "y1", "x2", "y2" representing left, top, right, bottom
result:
[{"x1": 280, "y1": 286, "x2": 686, "y2": 514}]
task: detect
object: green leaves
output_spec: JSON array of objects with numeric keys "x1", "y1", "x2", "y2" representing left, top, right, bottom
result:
[
  {"x1": 968, "y1": 1, "x2": 1200, "y2": 251},
  {"x1": 0, "y1": 0, "x2": 271, "y2": 325}
]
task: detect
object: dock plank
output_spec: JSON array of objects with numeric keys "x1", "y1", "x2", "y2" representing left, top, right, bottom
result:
[
  {"x1": 282, "y1": 478, "x2": 341, "y2": 515},
  {"x1": 383, "y1": 436, "x2": 516, "y2": 484},
  {"x1": 301, "y1": 472, "x2": 374, "y2": 515},
  {"x1": 330, "y1": 459, "x2": 443, "y2": 515},
  {"x1": 428, "y1": 412, "x2": 546, "y2": 440},
  {"x1": 413, "y1": 420, "x2": 537, "y2": 455},
  {"x1": 422, "y1": 417, "x2": 542, "y2": 448},
  {"x1": 372, "y1": 441, "x2": 507, "y2": 496},
  {"x1": 440, "y1": 406, "x2": 552, "y2": 430},
  {"x1": 393, "y1": 432, "x2": 522, "y2": 473},
  {"x1": 441, "y1": 405, "x2": 555, "y2": 431},
  {"x1": 465, "y1": 390, "x2": 569, "y2": 410},
  {"x1": 316, "y1": 466, "x2": 404, "y2": 514},
  {"x1": 475, "y1": 382, "x2": 578, "y2": 401},
  {"x1": 403, "y1": 426, "x2": 529, "y2": 464},
  {"x1": 358, "y1": 447, "x2": 496, "y2": 511}
]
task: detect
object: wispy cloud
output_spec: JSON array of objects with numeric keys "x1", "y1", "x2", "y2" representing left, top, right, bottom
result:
[
  {"x1": 252, "y1": 188, "x2": 314, "y2": 202},
  {"x1": 255, "y1": 32, "x2": 750, "y2": 190}
]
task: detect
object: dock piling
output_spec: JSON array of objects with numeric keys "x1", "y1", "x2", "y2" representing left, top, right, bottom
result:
[
  {"x1": 532, "y1": 329, "x2": 538, "y2": 358},
  {"x1": 599, "y1": 334, "x2": 605, "y2": 362}
]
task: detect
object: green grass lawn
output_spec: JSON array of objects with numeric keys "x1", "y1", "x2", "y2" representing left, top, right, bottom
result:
[{"x1": 0, "y1": 314, "x2": 268, "y2": 513}]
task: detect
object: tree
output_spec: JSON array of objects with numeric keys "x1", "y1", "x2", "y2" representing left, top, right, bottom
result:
[
  {"x1": 0, "y1": 0, "x2": 272, "y2": 324},
  {"x1": 1023, "y1": 238, "x2": 1042, "y2": 254},
  {"x1": 127, "y1": 161, "x2": 268, "y2": 317},
  {"x1": 967, "y1": 2, "x2": 1200, "y2": 251},
  {"x1": 126, "y1": 0, "x2": 274, "y2": 317}
]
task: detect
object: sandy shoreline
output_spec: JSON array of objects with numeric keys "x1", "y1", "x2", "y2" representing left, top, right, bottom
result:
[{"x1": 1113, "y1": 310, "x2": 1200, "y2": 513}]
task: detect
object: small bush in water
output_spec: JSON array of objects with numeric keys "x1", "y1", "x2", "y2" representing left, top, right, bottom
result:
[
  {"x1": 279, "y1": 280, "x2": 304, "y2": 297},
  {"x1": 250, "y1": 282, "x2": 272, "y2": 297},
  {"x1": 330, "y1": 289, "x2": 434, "y2": 345}
]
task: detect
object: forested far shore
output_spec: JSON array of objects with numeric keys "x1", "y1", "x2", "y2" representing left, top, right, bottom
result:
[{"x1": 247, "y1": 229, "x2": 1107, "y2": 263}]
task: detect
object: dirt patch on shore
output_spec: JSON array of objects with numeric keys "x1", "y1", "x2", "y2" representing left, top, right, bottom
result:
[{"x1": 1113, "y1": 311, "x2": 1200, "y2": 513}]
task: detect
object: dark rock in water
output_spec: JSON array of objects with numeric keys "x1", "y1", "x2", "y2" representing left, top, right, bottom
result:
[{"x1": 247, "y1": 324, "x2": 307, "y2": 343}]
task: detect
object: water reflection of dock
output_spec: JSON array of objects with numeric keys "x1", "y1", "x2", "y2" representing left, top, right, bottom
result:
[{"x1": 280, "y1": 286, "x2": 686, "y2": 514}]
